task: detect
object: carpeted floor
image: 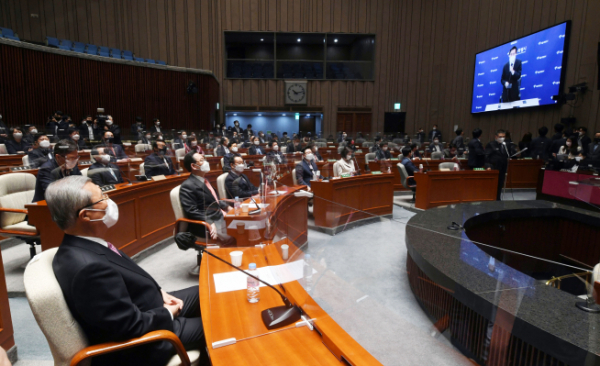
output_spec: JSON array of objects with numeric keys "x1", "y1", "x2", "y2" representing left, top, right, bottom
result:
[{"x1": 4, "y1": 204, "x2": 489, "y2": 365}]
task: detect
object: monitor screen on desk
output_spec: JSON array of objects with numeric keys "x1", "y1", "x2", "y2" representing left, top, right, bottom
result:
[{"x1": 471, "y1": 21, "x2": 570, "y2": 114}]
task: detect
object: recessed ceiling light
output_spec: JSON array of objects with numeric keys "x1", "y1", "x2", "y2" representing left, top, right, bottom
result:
[
  {"x1": 233, "y1": 113, "x2": 237, "y2": 116},
  {"x1": 260, "y1": 38, "x2": 264, "y2": 41},
  {"x1": 282, "y1": 114, "x2": 286, "y2": 116},
  {"x1": 258, "y1": 114, "x2": 262, "y2": 116},
  {"x1": 334, "y1": 39, "x2": 338, "y2": 43},
  {"x1": 307, "y1": 114, "x2": 310, "y2": 117},
  {"x1": 297, "y1": 38, "x2": 301, "y2": 42}
]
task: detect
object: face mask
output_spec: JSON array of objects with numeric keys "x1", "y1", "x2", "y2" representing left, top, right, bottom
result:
[
  {"x1": 216, "y1": 125, "x2": 220, "y2": 128},
  {"x1": 64, "y1": 157, "x2": 79, "y2": 170},
  {"x1": 156, "y1": 122, "x2": 160, "y2": 126},
  {"x1": 575, "y1": 156, "x2": 582, "y2": 162},
  {"x1": 342, "y1": 134, "x2": 347, "y2": 138},
  {"x1": 234, "y1": 163, "x2": 245, "y2": 172},
  {"x1": 497, "y1": 137, "x2": 505, "y2": 143},
  {"x1": 433, "y1": 127, "x2": 437, "y2": 130},
  {"x1": 87, "y1": 199, "x2": 119, "y2": 228},
  {"x1": 181, "y1": 134, "x2": 187, "y2": 139},
  {"x1": 433, "y1": 140, "x2": 439, "y2": 144},
  {"x1": 566, "y1": 142, "x2": 572, "y2": 147},
  {"x1": 191, "y1": 141, "x2": 197, "y2": 146},
  {"x1": 158, "y1": 148, "x2": 167, "y2": 155},
  {"x1": 235, "y1": 123, "x2": 239, "y2": 126},
  {"x1": 273, "y1": 145, "x2": 279, "y2": 151},
  {"x1": 105, "y1": 137, "x2": 114, "y2": 144},
  {"x1": 72, "y1": 134, "x2": 80, "y2": 141},
  {"x1": 382, "y1": 147, "x2": 388, "y2": 151},
  {"x1": 39, "y1": 140, "x2": 50, "y2": 148},
  {"x1": 200, "y1": 161, "x2": 210, "y2": 172},
  {"x1": 216, "y1": 138, "x2": 221, "y2": 143},
  {"x1": 314, "y1": 147, "x2": 318, "y2": 152},
  {"x1": 13, "y1": 133, "x2": 22, "y2": 139},
  {"x1": 31, "y1": 129, "x2": 38, "y2": 134},
  {"x1": 231, "y1": 147, "x2": 238, "y2": 152},
  {"x1": 254, "y1": 141, "x2": 260, "y2": 145},
  {"x1": 305, "y1": 153, "x2": 314, "y2": 161},
  {"x1": 145, "y1": 135, "x2": 151, "y2": 139},
  {"x1": 105, "y1": 120, "x2": 113, "y2": 126},
  {"x1": 346, "y1": 155, "x2": 352, "y2": 161},
  {"x1": 100, "y1": 154, "x2": 111, "y2": 163}
]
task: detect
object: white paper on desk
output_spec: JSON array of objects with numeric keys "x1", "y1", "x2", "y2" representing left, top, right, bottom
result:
[
  {"x1": 213, "y1": 260, "x2": 317, "y2": 293},
  {"x1": 226, "y1": 219, "x2": 266, "y2": 230},
  {"x1": 241, "y1": 203, "x2": 269, "y2": 209}
]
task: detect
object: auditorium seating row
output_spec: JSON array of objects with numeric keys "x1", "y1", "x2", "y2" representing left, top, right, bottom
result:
[
  {"x1": 45, "y1": 36, "x2": 167, "y2": 65},
  {"x1": 0, "y1": 27, "x2": 20, "y2": 41}
]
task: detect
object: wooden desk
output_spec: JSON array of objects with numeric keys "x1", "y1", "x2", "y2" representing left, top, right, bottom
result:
[
  {"x1": 0, "y1": 249, "x2": 15, "y2": 356},
  {"x1": 414, "y1": 170, "x2": 499, "y2": 210},
  {"x1": 200, "y1": 245, "x2": 382, "y2": 366},
  {"x1": 311, "y1": 173, "x2": 394, "y2": 234},
  {"x1": 28, "y1": 174, "x2": 188, "y2": 255}
]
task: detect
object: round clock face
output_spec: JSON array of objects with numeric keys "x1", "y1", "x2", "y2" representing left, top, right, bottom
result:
[{"x1": 287, "y1": 84, "x2": 306, "y2": 103}]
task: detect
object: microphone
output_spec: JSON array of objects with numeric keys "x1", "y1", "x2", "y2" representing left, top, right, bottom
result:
[
  {"x1": 249, "y1": 196, "x2": 261, "y2": 215},
  {"x1": 502, "y1": 142, "x2": 510, "y2": 157},
  {"x1": 174, "y1": 232, "x2": 302, "y2": 329},
  {"x1": 352, "y1": 155, "x2": 361, "y2": 176}
]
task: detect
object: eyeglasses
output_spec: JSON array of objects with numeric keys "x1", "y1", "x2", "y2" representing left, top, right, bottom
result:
[{"x1": 77, "y1": 193, "x2": 109, "y2": 213}]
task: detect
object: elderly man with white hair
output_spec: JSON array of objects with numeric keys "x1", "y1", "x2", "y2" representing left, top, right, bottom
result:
[{"x1": 47, "y1": 176, "x2": 203, "y2": 366}]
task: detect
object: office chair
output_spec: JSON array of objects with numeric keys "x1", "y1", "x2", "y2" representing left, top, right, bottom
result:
[
  {"x1": 438, "y1": 162, "x2": 457, "y2": 171},
  {"x1": 431, "y1": 151, "x2": 444, "y2": 160},
  {"x1": 216, "y1": 173, "x2": 228, "y2": 199},
  {"x1": 397, "y1": 163, "x2": 416, "y2": 202},
  {"x1": 24, "y1": 247, "x2": 200, "y2": 366}
]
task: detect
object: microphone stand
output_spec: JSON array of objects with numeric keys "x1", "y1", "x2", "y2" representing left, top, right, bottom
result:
[{"x1": 174, "y1": 234, "x2": 302, "y2": 329}]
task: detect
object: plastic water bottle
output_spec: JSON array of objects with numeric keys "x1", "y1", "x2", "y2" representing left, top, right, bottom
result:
[
  {"x1": 303, "y1": 254, "x2": 313, "y2": 292},
  {"x1": 247, "y1": 263, "x2": 260, "y2": 303},
  {"x1": 419, "y1": 164, "x2": 424, "y2": 173},
  {"x1": 234, "y1": 196, "x2": 241, "y2": 215}
]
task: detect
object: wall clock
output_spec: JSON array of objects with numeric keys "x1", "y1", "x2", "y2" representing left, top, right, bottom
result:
[{"x1": 285, "y1": 81, "x2": 307, "y2": 105}]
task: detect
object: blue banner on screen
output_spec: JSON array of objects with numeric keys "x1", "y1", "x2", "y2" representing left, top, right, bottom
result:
[{"x1": 471, "y1": 22, "x2": 569, "y2": 114}]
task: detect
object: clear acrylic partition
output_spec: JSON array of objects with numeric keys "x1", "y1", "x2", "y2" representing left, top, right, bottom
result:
[{"x1": 568, "y1": 176, "x2": 600, "y2": 210}]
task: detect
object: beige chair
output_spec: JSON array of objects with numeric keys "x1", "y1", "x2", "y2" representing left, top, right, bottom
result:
[
  {"x1": 281, "y1": 145, "x2": 287, "y2": 154},
  {"x1": 175, "y1": 148, "x2": 186, "y2": 162},
  {"x1": 292, "y1": 168, "x2": 298, "y2": 186},
  {"x1": 170, "y1": 186, "x2": 212, "y2": 276},
  {"x1": 362, "y1": 141, "x2": 374, "y2": 149},
  {"x1": 216, "y1": 173, "x2": 228, "y2": 199},
  {"x1": 139, "y1": 163, "x2": 145, "y2": 176},
  {"x1": 364, "y1": 153, "x2": 376, "y2": 165},
  {"x1": 0, "y1": 173, "x2": 40, "y2": 257},
  {"x1": 80, "y1": 168, "x2": 89, "y2": 177},
  {"x1": 0, "y1": 144, "x2": 7, "y2": 154},
  {"x1": 431, "y1": 151, "x2": 444, "y2": 160},
  {"x1": 24, "y1": 247, "x2": 199, "y2": 366},
  {"x1": 438, "y1": 162, "x2": 457, "y2": 171},
  {"x1": 22, "y1": 155, "x2": 30, "y2": 166},
  {"x1": 397, "y1": 163, "x2": 416, "y2": 202},
  {"x1": 135, "y1": 144, "x2": 150, "y2": 154}
]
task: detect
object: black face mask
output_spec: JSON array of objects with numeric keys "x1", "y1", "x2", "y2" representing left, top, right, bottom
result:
[
  {"x1": 105, "y1": 137, "x2": 114, "y2": 143},
  {"x1": 595, "y1": 138, "x2": 600, "y2": 143},
  {"x1": 158, "y1": 148, "x2": 167, "y2": 155}
]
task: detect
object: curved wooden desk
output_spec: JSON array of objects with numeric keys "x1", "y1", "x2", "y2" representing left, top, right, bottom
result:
[{"x1": 311, "y1": 173, "x2": 394, "y2": 234}]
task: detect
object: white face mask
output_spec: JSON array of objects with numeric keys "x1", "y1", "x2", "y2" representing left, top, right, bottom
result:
[
  {"x1": 191, "y1": 141, "x2": 197, "y2": 147},
  {"x1": 566, "y1": 142, "x2": 572, "y2": 147},
  {"x1": 13, "y1": 133, "x2": 22, "y2": 139},
  {"x1": 575, "y1": 156, "x2": 582, "y2": 162},
  {"x1": 86, "y1": 199, "x2": 119, "y2": 228},
  {"x1": 100, "y1": 154, "x2": 111, "y2": 163},
  {"x1": 254, "y1": 141, "x2": 260, "y2": 145},
  {"x1": 200, "y1": 161, "x2": 210, "y2": 172},
  {"x1": 305, "y1": 153, "x2": 314, "y2": 161},
  {"x1": 273, "y1": 145, "x2": 279, "y2": 151},
  {"x1": 346, "y1": 155, "x2": 352, "y2": 161},
  {"x1": 433, "y1": 127, "x2": 436, "y2": 130},
  {"x1": 433, "y1": 140, "x2": 439, "y2": 144},
  {"x1": 181, "y1": 134, "x2": 187, "y2": 139},
  {"x1": 231, "y1": 147, "x2": 238, "y2": 152},
  {"x1": 509, "y1": 55, "x2": 516, "y2": 64},
  {"x1": 63, "y1": 156, "x2": 79, "y2": 170},
  {"x1": 145, "y1": 135, "x2": 151, "y2": 139},
  {"x1": 382, "y1": 147, "x2": 388, "y2": 151},
  {"x1": 156, "y1": 122, "x2": 160, "y2": 126},
  {"x1": 105, "y1": 120, "x2": 113, "y2": 126},
  {"x1": 314, "y1": 147, "x2": 318, "y2": 152},
  {"x1": 39, "y1": 140, "x2": 50, "y2": 148},
  {"x1": 342, "y1": 134, "x2": 347, "y2": 138},
  {"x1": 234, "y1": 163, "x2": 245, "y2": 172},
  {"x1": 497, "y1": 137, "x2": 505, "y2": 143},
  {"x1": 31, "y1": 129, "x2": 38, "y2": 134},
  {"x1": 72, "y1": 134, "x2": 80, "y2": 141}
]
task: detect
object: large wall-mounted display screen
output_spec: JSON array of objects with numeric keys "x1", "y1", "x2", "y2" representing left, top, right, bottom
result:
[{"x1": 471, "y1": 21, "x2": 570, "y2": 114}]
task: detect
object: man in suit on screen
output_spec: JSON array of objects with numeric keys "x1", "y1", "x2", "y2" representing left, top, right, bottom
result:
[{"x1": 501, "y1": 46, "x2": 522, "y2": 103}]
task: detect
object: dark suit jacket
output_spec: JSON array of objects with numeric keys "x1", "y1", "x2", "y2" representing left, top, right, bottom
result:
[
  {"x1": 452, "y1": 135, "x2": 465, "y2": 149},
  {"x1": 88, "y1": 162, "x2": 124, "y2": 186},
  {"x1": 295, "y1": 160, "x2": 322, "y2": 187},
  {"x1": 428, "y1": 130, "x2": 442, "y2": 142},
  {"x1": 79, "y1": 123, "x2": 97, "y2": 140},
  {"x1": 215, "y1": 145, "x2": 230, "y2": 157},
  {"x1": 144, "y1": 153, "x2": 176, "y2": 178},
  {"x1": 105, "y1": 125, "x2": 122, "y2": 145},
  {"x1": 376, "y1": 149, "x2": 391, "y2": 160},
  {"x1": 33, "y1": 159, "x2": 81, "y2": 202},
  {"x1": 416, "y1": 132, "x2": 426, "y2": 144},
  {"x1": 484, "y1": 141, "x2": 509, "y2": 171},
  {"x1": 221, "y1": 153, "x2": 239, "y2": 172},
  {"x1": 286, "y1": 143, "x2": 303, "y2": 153},
  {"x1": 428, "y1": 143, "x2": 443, "y2": 153},
  {"x1": 225, "y1": 171, "x2": 258, "y2": 199},
  {"x1": 400, "y1": 157, "x2": 417, "y2": 186},
  {"x1": 248, "y1": 145, "x2": 265, "y2": 155},
  {"x1": 101, "y1": 144, "x2": 128, "y2": 162},
  {"x1": 501, "y1": 59, "x2": 522, "y2": 102},
  {"x1": 266, "y1": 151, "x2": 287, "y2": 164},
  {"x1": 467, "y1": 139, "x2": 485, "y2": 168},
  {"x1": 531, "y1": 136, "x2": 551, "y2": 160},
  {"x1": 549, "y1": 138, "x2": 566, "y2": 155},
  {"x1": 140, "y1": 136, "x2": 151, "y2": 145},
  {"x1": 179, "y1": 175, "x2": 229, "y2": 238},
  {"x1": 232, "y1": 126, "x2": 244, "y2": 136},
  {"x1": 172, "y1": 138, "x2": 185, "y2": 150},
  {"x1": 53, "y1": 235, "x2": 175, "y2": 366},
  {"x1": 46, "y1": 121, "x2": 59, "y2": 136},
  {"x1": 588, "y1": 143, "x2": 600, "y2": 161},
  {"x1": 5, "y1": 139, "x2": 30, "y2": 154},
  {"x1": 131, "y1": 123, "x2": 145, "y2": 138},
  {"x1": 27, "y1": 148, "x2": 53, "y2": 168},
  {"x1": 578, "y1": 135, "x2": 591, "y2": 153},
  {"x1": 149, "y1": 125, "x2": 163, "y2": 134},
  {"x1": 56, "y1": 121, "x2": 70, "y2": 139}
]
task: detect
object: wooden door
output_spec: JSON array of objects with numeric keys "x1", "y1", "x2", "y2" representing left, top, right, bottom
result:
[
  {"x1": 299, "y1": 116, "x2": 316, "y2": 135},
  {"x1": 355, "y1": 113, "x2": 372, "y2": 136},
  {"x1": 336, "y1": 113, "x2": 354, "y2": 134},
  {"x1": 336, "y1": 112, "x2": 372, "y2": 136}
]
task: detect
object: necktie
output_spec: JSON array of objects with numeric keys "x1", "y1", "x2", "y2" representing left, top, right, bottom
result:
[
  {"x1": 205, "y1": 180, "x2": 226, "y2": 215},
  {"x1": 107, "y1": 242, "x2": 122, "y2": 257},
  {"x1": 109, "y1": 166, "x2": 118, "y2": 181}
]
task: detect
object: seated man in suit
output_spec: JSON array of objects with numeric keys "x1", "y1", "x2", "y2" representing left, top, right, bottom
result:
[
  {"x1": 79, "y1": 116, "x2": 96, "y2": 142},
  {"x1": 410, "y1": 143, "x2": 422, "y2": 159},
  {"x1": 333, "y1": 147, "x2": 357, "y2": 177},
  {"x1": 5, "y1": 127, "x2": 31, "y2": 154},
  {"x1": 103, "y1": 116, "x2": 122, "y2": 145},
  {"x1": 248, "y1": 136, "x2": 265, "y2": 155},
  {"x1": 376, "y1": 142, "x2": 392, "y2": 161},
  {"x1": 310, "y1": 144, "x2": 323, "y2": 162},
  {"x1": 296, "y1": 147, "x2": 323, "y2": 191},
  {"x1": 428, "y1": 138, "x2": 443, "y2": 154},
  {"x1": 586, "y1": 131, "x2": 600, "y2": 162},
  {"x1": 337, "y1": 132, "x2": 348, "y2": 143},
  {"x1": 428, "y1": 125, "x2": 442, "y2": 142},
  {"x1": 144, "y1": 141, "x2": 176, "y2": 178},
  {"x1": 225, "y1": 156, "x2": 259, "y2": 199},
  {"x1": 400, "y1": 146, "x2": 418, "y2": 186},
  {"x1": 32, "y1": 139, "x2": 82, "y2": 202},
  {"x1": 287, "y1": 136, "x2": 304, "y2": 154},
  {"x1": 214, "y1": 137, "x2": 230, "y2": 157},
  {"x1": 221, "y1": 142, "x2": 240, "y2": 173},
  {"x1": 88, "y1": 148, "x2": 124, "y2": 187},
  {"x1": 131, "y1": 116, "x2": 145, "y2": 140},
  {"x1": 266, "y1": 141, "x2": 287, "y2": 164},
  {"x1": 180, "y1": 152, "x2": 235, "y2": 245},
  {"x1": 99, "y1": 130, "x2": 129, "y2": 162},
  {"x1": 172, "y1": 131, "x2": 187, "y2": 150},
  {"x1": 47, "y1": 176, "x2": 203, "y2": 366},
  {"x1": 28, "y1": 133, "x2": 53, "y2": 168},
  {"x1": 140, "y1": 131, "x2": 152, "y2": 145},
  {"x1": 68, "y1": 128, "x2": 86, "y2": 150}
]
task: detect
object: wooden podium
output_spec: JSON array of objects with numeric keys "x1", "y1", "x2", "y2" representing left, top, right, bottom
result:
[
  {"x1": 311, "y1": 173, "x2": 394, "y2": 234},
  {"x1": 414, "y1": 170, "x2": 498, "y2": 210}
]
